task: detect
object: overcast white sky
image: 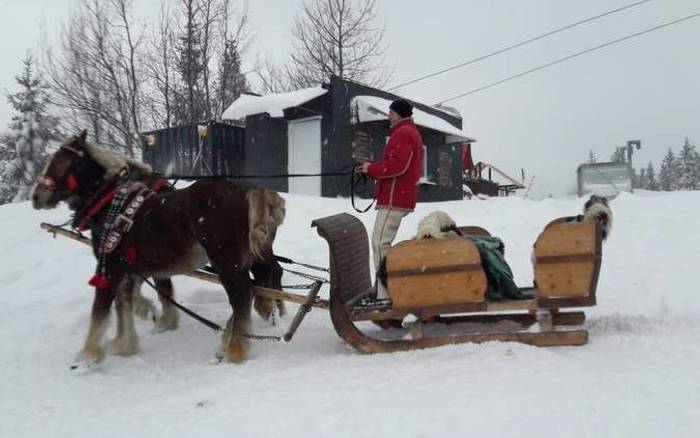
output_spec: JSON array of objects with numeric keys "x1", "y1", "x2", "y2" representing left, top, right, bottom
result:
[{"x1": 1, "y1": 0, "x2": 699, "y2": 197}]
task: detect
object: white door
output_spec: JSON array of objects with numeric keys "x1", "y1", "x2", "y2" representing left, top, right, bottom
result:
[{"x1": 287, "y1": 116, "x2": 322, "y2": 196}]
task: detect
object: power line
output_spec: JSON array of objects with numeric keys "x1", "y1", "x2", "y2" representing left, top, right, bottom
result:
[
  {"x1": 436, "y1": 11, "x2": 700, "y2": 105},
  {"x1": 389, "y1": 0, "x2": 653, "y2": 90}
]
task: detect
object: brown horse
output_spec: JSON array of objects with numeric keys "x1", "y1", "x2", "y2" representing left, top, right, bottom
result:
[{"x1": 32, "y1": 131, "x2": 286, "y2": 365}]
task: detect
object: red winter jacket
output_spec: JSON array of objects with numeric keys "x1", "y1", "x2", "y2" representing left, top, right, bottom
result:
[{"x1": 367, "y1": 118, "x2": 423, "y2": 211}]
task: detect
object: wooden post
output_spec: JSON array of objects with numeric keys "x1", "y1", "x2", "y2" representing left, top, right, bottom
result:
[
  {"x1": 283, "y1": 281, "x2": 323, "y2": 342},
  {"x1": 536, "y1": 309, "x2": 553, "y2": 332},
  {"x1": 39, "y1": 223, "x2": 330, "y2": 310}
]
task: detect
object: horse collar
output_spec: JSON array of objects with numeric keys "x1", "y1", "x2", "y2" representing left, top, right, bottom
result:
[{"x1": 87, "y1": 181, "x2": 159, "y2": 290}]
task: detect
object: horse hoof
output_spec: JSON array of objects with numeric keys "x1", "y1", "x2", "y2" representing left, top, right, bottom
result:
[
  {"x1": 276, "y1": 300, "x2": 287, "y2": 317},
  {"x1": 132, "y1": 297, "x2": 156, "y2": 321},
  {"x1": 223, "y1": 352, "x2": 247, "y2": 364},
  {"x1": 107, "y1": 337, "x2": 140, "y2": 356},
  {"x1": 268, "y1": 306, "x2": 280, "y2": 327},
  {"x1": 75, "y1": 348, "x2": 104, "y2": 364},
  {"x1": 72, "y1": 349, "x2": 103, "y2": 372},
  {"x1": 222, "y1": 339, "x2": 249, "y2": 364},
  {"x1": 154, "y1": 314, "x2": 179, "y2": 333},
  {"x1": 70, "y1": 360, "x2": 99, "y2": 374}
]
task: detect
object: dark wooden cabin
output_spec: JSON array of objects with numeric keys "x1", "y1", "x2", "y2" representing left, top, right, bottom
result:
[{"x1": 142, "y1": 76, "x2": 476, "y2": 202}]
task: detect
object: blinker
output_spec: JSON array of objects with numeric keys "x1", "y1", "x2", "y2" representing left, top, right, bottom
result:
[{"x1": 67, "y1": 174, "x2": 79, "y2": 190}]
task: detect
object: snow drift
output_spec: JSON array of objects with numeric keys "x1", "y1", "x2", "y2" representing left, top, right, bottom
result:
[{"x1": 0, "y1": 190, "x2": 698, "y2": 437}]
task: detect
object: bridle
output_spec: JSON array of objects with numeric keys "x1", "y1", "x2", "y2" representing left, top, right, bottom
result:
[{"x1": 36, "y1": 145, "x2": 85, "y2": 199}]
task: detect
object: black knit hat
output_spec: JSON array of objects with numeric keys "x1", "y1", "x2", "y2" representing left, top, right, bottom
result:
[{"x1": 389, "y1": 99, "x2": 413, "y2": 118}]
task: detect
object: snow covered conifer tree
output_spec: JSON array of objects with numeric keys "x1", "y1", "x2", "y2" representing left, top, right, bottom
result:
[
  {"x1": 215, "y1": 39, "x2": 248, "y2": 116},
  {"x1": 0, "y1": 53, "x2": 60, "y2": 203},
  {"x1": 645, "y1": 162, "x2": 658, "y2": 191},
  {"x1": 676, "y1": 137, "x2": 698, "y2": 190},
  {"x1": 0, "y1": 138, "x2": 18, "y2": 203},
  {"x1": 587, "y1": 149, "x2": 597, "y2": 163},
  {"x1": 658, "y1": 148, "x2": 679, "y2": 191},
  {"x1": 173, "y1": 0, "x2": 206, "y2": 124},
  {"x1": 635, "y1": 167, "x2": 645, "y2": 189},
  {"x1": 610, "y1": 148, "x2": 626, "y2": 163}
]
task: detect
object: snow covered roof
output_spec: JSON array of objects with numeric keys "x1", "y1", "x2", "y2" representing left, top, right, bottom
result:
[
  {"x1": 351, "y1": 95, "x2": 475, "y2": 143},
  {"x1": 221, "y1": 86, "x2": 328, "y2": 120}
]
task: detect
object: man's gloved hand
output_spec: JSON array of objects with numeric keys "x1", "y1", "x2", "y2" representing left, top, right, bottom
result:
[{"x1": 356, "y1": 162, "x2": 371, "y2": 174}]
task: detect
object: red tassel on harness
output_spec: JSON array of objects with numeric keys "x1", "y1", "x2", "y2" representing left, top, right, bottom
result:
[
  {"x1": 125, "y1": 246, "x2": 137, "y2": 264},
  {"x1": 67, "y1": 174, "x2": 79, "y2": 190},
  {"x1": 88, "y1": 274, "x2": 110, "y2": 289}
]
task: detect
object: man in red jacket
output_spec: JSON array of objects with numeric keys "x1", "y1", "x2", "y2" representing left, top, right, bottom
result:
[{"x1": 357, "y1": 99, "x2": 423, "y2": 306}]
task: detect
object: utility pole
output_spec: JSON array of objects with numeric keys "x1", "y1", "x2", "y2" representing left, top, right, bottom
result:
[
  {"x1": 626, "y1": 139, "x2": 641, "y2": 190},
  {"x1": 626, "y1": 140, "x2": 642, "y2": 168}
]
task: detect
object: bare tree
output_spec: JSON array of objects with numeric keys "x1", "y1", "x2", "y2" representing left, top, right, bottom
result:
[
  {"x1": 112, "y1": 0, "x2": 142, "y2": 140},
  {"x1": 144, "y1": 2, "x2": 178, "y2": 128},
  {"x1": 42, "y1": 0, "x2": 253, "y2": 141},
  {"x1": 286, "y1": 0, "x2": 392, "y2": 88},
  {"x1": 253, "y1": 55, "x2": 293, "y2": 94},
  {"x1": 41, "y1": 0, "x2": 145, "y2": 156}
]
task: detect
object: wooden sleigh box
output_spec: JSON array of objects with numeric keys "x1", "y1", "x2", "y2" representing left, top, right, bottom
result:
[
  {"x1": 384, "y1": 217, "x2": 602, "y2": 312},
  {"x1": 386, "y1": 237, "x2": 488, "y2": 311}
]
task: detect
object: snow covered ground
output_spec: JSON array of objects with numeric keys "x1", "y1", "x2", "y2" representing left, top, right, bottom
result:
[{"x1": 1, "y1": 190, "x2": 699, "y2": 437}]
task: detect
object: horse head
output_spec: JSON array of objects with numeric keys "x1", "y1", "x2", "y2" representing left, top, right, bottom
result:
[
  {"x1": 31, "y1": 130, "x2": 154, "y2": 210},
  {"x1": 31, "y1": 130, "x2": 104, "y2": 210}
]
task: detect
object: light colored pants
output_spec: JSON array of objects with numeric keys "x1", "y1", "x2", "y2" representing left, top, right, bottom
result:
[{"x1": 371, "y1": 208, "x2": 409, "y2": 299}]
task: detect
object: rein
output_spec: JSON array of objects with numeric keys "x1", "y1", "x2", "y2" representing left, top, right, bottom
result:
[
  {"x1": 156, "y1": 168, "x2": 375, "y2": 214},
  {"x1": 117, "y1": 256, "x2": 323, "y2": 343},
  {"x1": 157, "y1": 171, "x2": 352, "y2": 180}
]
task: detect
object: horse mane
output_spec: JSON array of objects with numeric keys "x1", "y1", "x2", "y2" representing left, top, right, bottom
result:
[
  {"x1": 83, "y1": 141, "x2": 153, "y2": 179},
  {"x1": 247, "y1": 189, "x2": 286, "y2": 259}
]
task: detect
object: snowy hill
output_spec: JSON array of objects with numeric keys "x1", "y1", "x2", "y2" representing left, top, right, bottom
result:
[{"x1": 1, "y1": 191, "x2": 699, "y2": 437}]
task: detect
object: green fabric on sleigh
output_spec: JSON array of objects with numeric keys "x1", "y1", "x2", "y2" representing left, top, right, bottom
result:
[{"x1": 464, "y1": 235, "x2": 526, "y2": 300}]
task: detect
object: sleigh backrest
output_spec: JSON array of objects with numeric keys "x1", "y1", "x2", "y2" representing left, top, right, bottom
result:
[
  {"x1": 533, "y1": 217, "x2": 602, "y2": 308},
  {"x1": 312, "y1": 213, "x2": 373, "y2": 307}
]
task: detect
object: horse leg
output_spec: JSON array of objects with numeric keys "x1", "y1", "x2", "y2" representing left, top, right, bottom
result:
[
  {"x1": 132, "y1": 282, "x2": 155, "y2": 321},
  {"x1": 217, "y1": 267, "x2": 252, "y2": 363},
  {"x1": 154, "y1": 278, "x2": 179, "y2": 332},
  {"x1": 108, "y1": 275, "x2": 140, "y2": 356},
  {"x1": 75, "y1": 276, "x2": 121, "y2": 363},
  {"x1": 270, "y1": 260, "x2": 286, "y2": 317},
  {"x1": 251, "y1": 256, "x2": 286, "y2": 320}
]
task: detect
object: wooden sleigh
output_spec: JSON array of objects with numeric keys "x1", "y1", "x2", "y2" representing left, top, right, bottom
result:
[
  {"x1": 312, "y1": 213, "x2": 603, "y2": 353},
  {"x1": 42, "y1": 211, "x2": 603, "y2": 354}
]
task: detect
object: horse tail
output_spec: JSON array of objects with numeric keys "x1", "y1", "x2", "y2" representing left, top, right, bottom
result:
[{"x1": 247, "y1": 189, "x2": 286, "y2": 259}]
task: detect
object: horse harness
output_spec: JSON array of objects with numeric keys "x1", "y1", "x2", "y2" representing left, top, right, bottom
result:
[
  {"x1": 85, "y1": 180, "x2": 156, "y2": 289},
  {"x1": 62, "y1": 163, "x2": 169, "y2": 289}
]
